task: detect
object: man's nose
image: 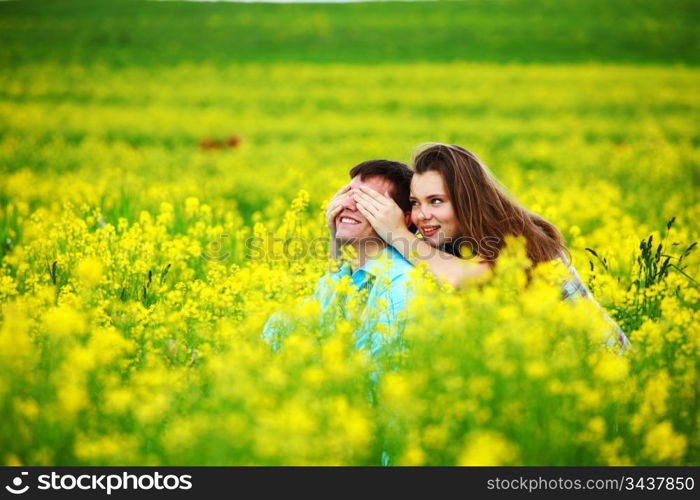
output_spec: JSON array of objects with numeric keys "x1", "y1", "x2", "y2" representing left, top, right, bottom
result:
[{"x1": 341, "y1": 194, "x2": 357, "y2": 211}]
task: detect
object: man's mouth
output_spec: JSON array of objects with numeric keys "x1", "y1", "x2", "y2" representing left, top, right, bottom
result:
[
  {"x1": 338, "y1": 216, "x2": 361, "y2": 225},
  {"x1": 421, "y1": 225, "x2": 440, "y2": 237}
]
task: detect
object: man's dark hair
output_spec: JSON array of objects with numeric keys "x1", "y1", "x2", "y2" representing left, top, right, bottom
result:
[{"x1": 349, "y1": 159, "x2": 413, "y2": 212}]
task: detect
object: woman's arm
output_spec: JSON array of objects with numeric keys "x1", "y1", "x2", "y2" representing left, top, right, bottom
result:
[
  {"x1": 398, "y1": 233, "x2": 491, "y2": 288},
  {"x1": 354, "y1": 187, "x2": 490, "y2": 288}
]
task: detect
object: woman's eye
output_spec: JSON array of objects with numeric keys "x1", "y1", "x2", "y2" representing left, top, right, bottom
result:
[
  {"x1": 431, "y1": 199, "x2": 443, "y2": 205},
  {"x1": 410, "y1": 201, "x2": 418, "y2": 207}
]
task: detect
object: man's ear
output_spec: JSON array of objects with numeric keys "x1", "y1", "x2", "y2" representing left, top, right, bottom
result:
[{"x1": 404, "y1": 213, "x2": 417, "y2": 234}]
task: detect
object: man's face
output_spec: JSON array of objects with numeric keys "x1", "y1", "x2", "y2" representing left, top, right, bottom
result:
[{"x1": 335, "y1": 175, "x2": 396, "y2": 244}]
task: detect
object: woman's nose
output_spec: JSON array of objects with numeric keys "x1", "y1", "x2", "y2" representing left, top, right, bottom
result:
[{"x1": 415, "y1": 206, "x2": 430, "y2": 221}]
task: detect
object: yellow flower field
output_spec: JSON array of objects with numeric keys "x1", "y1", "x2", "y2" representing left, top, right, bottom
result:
[{"x1": 1, "y1": 58, "x2": 698, "y2": 465}]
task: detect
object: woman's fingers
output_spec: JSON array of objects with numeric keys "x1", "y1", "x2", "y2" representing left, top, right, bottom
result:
[
  {"x1": 335, "y1": 184, "x2": 351, "y2": 196},
  {"x1": 355, "y1": 201, "x2": 378, "y2": 225},
  {"x1": 327, "y1": 187, "x2": 351, "y2": 212},
  {"x1": 358, "y1": 186, "x2": 391, "y2": 203},
  {"x1": 326, "y1": 195, "x2": 347, "y2": 230},
  {"x1": 330, "y1": 194, "x2": 347, "y2": 208},
  {"x1": 328, "y1": 185, "x2": 351, "y2": 206},
  {"x1": 355, "y1": 199, "x2": 375, "y2": 215},
  {"x1": 326, "y1": 201, "x2": 342, "y2": 218},
  {"x1": 335, "y1": 185, "x2": 351, "y2": 199},
  {"x1": 356, "y1": 201, "x2": 382, "y2": 223},
  {"x1": 329, "y1": 193, "x2": 349, "y2": 208},
  {"x1": 353, "y1": 190, "x2": 384, "y2": 212},
  {"x1": 357, "y1": 186, "x2": 404, "y2": 212},
  {"x1": 329, "y1": 203, "x2": 343, "y2": 218}
]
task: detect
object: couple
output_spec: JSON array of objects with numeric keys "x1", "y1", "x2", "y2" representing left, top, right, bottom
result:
[{"x1": 311, "y1": 143, "x2": 629, "y2": 357}]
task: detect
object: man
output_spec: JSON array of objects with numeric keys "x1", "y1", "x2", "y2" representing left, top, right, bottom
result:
[
  {"x1": 319, "y1": 159, "x2": 415, "y2": 358},
  {"x1": 263, "y1": 159, "x2": 415, "y2": 360}
]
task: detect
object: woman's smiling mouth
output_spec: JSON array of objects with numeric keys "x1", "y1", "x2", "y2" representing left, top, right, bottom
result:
[{"x1": 421, "y1": 225, "x2": 440, "y2": 237}]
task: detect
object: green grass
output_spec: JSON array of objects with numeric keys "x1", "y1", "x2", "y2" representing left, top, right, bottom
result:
[{"x1": 0, "y1": 0, "x2": 698, "y2": 67}]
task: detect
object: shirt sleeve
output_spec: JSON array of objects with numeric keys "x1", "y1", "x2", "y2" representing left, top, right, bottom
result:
[
  {"x1": 261, "y1": 310, "x2": 288, "y2": 352},
  {"x1": 559, "y1": 253, "x2": 630, "y2": 353}
]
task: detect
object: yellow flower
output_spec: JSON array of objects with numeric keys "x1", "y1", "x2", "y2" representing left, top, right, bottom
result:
[
  {"x1": 643, "y1": 421, "x2": 687, "y2": 464},
  {"x1": 525, "y1": 361, "x2": 549, "y2": 379},
  {"x1": 592, "y1": 353, "x2": 629, "y2": 382},
  {"x1": 58, "y1": 383, "x2": 88, "y2": 415},
  {"x1": 42, "y1": 304, "x2": 85, "y2": 337},
  {"x1": 458, "y1": 431, "x2": 518, "y2": 466},
  {"x1": 399, "y1": 445, "x2": 427, "y2": 466},
  {"x1": 75, "y1": 257, "x2": 103, "y2": 286},
  {"x1": 5, "y1": 455, "x2": 23, "y2": 467},
  {"x1": 185, "y1": 197, "x2": 200, "y2": 218}
]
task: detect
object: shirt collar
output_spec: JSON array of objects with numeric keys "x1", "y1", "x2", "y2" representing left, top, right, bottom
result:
[{"x1": 336, "y1": 245, "x2": 410, "y2": 280}]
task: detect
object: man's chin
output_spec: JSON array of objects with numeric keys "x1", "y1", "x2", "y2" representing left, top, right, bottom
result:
[
  {"x1": 335, "y1": 231, "x2": 356, "y2": 243},
  {"x1": 336, "y1": 230, "x2": 380, "y2": 245},
  {"x1": 335, "y1": 227, "x2": 363, "y2": 241}
]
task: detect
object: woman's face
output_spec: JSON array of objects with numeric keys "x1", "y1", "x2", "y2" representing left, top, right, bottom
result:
[{"x1": 410, "y1": 170, "x2": 460, "y2": 247}]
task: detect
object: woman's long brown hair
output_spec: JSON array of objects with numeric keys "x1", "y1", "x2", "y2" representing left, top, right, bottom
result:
[{"x1": 412, "y1": 143, "x2": 566, "y2": 265}]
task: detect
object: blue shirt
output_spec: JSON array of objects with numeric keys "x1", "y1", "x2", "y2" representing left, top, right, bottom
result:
[
  {"x1": 313, "y1": 245, "x2": 414, "y2": 359},
  {"x1": 261, "y1": 245, "x2": 414, "y2": 360}
]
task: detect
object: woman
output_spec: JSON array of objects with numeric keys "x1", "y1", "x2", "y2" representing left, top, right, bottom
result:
[{"x1": 343, "y1": 143, "x2": 629, "y2": 350}]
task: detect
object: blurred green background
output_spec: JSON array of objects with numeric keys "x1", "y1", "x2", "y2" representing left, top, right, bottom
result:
[{"x1": 1, "y1": 0, "x2": 698, "y2": 65}]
